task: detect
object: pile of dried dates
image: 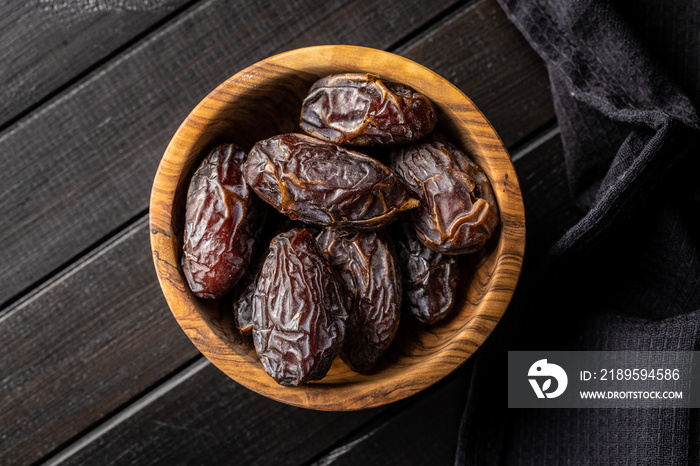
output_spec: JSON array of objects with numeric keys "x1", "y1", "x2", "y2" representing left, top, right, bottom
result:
[{"x1": 181, "y1": 73, "x2": 499, "y2": 386}]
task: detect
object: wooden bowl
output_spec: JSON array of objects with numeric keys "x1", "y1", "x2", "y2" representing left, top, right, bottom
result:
[{"x1": 150, "y1": 45, "x2": 525, "y2": 411}]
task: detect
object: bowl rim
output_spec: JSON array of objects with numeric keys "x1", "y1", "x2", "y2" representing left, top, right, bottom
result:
[{"x1": 149, "y1": 44, "x2": 526, "y2": 411}]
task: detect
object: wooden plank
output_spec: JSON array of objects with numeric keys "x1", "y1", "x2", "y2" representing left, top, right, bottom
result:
[
  {"x1": 514, "y1": 127, "x2": 580, "y2": 255},
  {"x1": 35, "y1": 125, "x2": 570, "y2": 466},
  {"x1": 51, "y1": 366, "x2": 469, "y2": 466},
  {"x1": 0, "y1": 0, "x2": 193, "y2": 128},
  {"x1": 0, "y1": 0, "x2": 549, "y2": 309},
  {"x1": 309, "y1": 367, "x2": 471, "y2": 466},
  {"x1": 399, "y1": 0, "x2": 553, "y2": 147},
  {"x1": 0, "y1": 0, "x2": 556, "y2": 463},
  {"x1": 48, "y1": 360, "x2": 386, "y2": 466},
  {"x1": 0, "y1": 218, "x2": 200, "y2": 465},
  {"x1": 0, "y1": 0, "x2": 463, "y2": 462}
]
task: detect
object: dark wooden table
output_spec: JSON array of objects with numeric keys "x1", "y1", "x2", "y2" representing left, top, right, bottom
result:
[{"x1": 0, "y1": 0, "x2": 575, "y2": 464}]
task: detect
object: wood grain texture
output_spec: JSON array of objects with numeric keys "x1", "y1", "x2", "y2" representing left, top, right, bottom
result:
[
  {"x1": 0, "y1": 1, "x2": 465, "y2": 462},
  {"x1": 0, "y1": 130, "x2": 570, "y2": 466},
  {"x1": 399, "y1": 0, "x2": 553, "y2": 147},
  {"x1": 54, "y1": 362, "x2": 468, "y2": 466},
  {"x1": 0, "y1": 218, "x2": 199, "y2": 466},
  {"x1": 0, "y1": 0, "x2": 549, "y2": 314},
  {"x1": 310, "y1": 366, "x2": 471, "y2": 466},
  {"x1": 0, "y1": 0, "x2": 191, "y2": 128},
  {"x1": 149, "y1": 45, "x2": 526, "y2": 410},
  {"x1": 54, "y1": 359, "x2": 385, "y2": 466},
  {"x1": 514, "y1": 128, "x2": 580, "y2": 255},
  {"x1": 0, "y1": 0, "x2": 461, "y2": 309},
  {"x1": 0, "y1": 0, "x2": 556, "y2": 461},
  {"x1": 46, "y1": 125, "x2": 570, "y2": 466}
]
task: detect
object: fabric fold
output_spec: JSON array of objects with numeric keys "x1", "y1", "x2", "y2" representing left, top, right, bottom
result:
[{"x1": 456, "y1": 0, "x2": 700, "y2": 463}]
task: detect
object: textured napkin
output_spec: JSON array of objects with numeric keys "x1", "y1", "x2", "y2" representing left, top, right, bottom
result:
[{"x1": 456, "y1": 0, "x2": 700, "y2": 463}]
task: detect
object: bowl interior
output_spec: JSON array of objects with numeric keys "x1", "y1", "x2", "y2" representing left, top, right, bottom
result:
[{"x1": 149, "y1": 45, "x2": 525, "y2": 411}]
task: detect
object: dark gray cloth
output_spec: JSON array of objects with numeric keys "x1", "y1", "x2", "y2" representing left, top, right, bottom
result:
[{"x1": 456, "y1": 0, "x2": 700, "y2": 464}]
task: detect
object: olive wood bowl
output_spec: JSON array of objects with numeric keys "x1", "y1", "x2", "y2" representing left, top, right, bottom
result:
[{"x1": 150, "y1": 45, "x2": 525, "y2": 411}]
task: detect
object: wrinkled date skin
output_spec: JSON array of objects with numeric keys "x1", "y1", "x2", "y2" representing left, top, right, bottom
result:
[
  {"x1": 317, "y1": 228, "x2": 401, "y2": 373},
  {"x1": 234, "y1": 217, "x2": 319, "y2": 334},
  {"x1": 391, "y1": 135, "x2": 499, "y2": 254},
  {"x1": 182, "y1": 144, "x2": 266, "y2": 299},
  {"x1": 243, "y1": 133, "x2": 419, "y2": 229},
  {"x1": 231, "y1": 256, "x2": 264, "y2": 334},
  {"x1": 300, "y1": 73, "x2": 437, "y2": 146},
  {"x1": 252, "y1": 228, "x2": 347, "y2": 386},
  {"x1": 396, "y1": 223, "x2": 459, "y2": 325}
]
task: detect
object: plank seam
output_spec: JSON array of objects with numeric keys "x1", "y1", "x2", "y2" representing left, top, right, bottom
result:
[
  {"x1": 302, "y1": 364, "x2": 471, "y2": 466},
  {"x1": 7, "y1": 0, "x2": 561, "y2": 463},
  {"x1": 38, "y1": 356, "x2": 208, "y2": 466},
  {"x1": 391, "y1": 0, "x2": 482, "y2": 53},
  {"x1": 0, "y1": 208, "x2": 148, "y2": 320},
  {"x1": 0, "y1": 0, "x2": 466, "y2": 314},
  {"x1": 302, "y1": 406, "x2": 405, "y2": 466},
  {"x1": 25, "y1": 123, "x2": 564, "y2": 466},
  {"x1": 0, "y1": 0, "x2": 204, "y2": 139},
  {"x1": 510, "y1": 119, "x2": 560, "y2": 162},
  {"x1": 311, "y1": 423, "x2": 387, "y2": 466}
]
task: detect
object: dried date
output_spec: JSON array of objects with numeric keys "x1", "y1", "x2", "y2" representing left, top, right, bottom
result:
[
  {"x1": 396, "y1": 222, "x2": 459, "y2": 325},
  {"x1": 231, "y1": 257, "x2": 264, "y2": 334},
  {"x1": 181, "y1": 143, "x2": 266, "y2": 299},
  {"x1": 300, "y1": 73, "x2": 437, "y2": 146},
  {"x1": 234, "y1": 215, "x2": 320, "y2": 334},
  {"x1": 391, "y1": 135, "x2": 499, "y2": 254},
  {"x1": 317, "y1": 228, "x2": 401, "y2": 373},
  {"x1": 234, "y1": 217, "x2": 318, "y2": 334},
  {"x1": 252, "y1": 228, "x2": 347, "y2": 386},
  {"x1": 243, "y1": 133, "x2": 419, "y2": 229}
]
